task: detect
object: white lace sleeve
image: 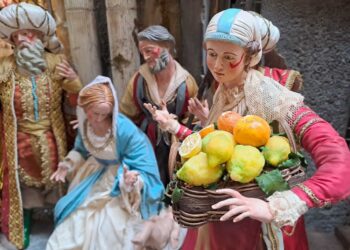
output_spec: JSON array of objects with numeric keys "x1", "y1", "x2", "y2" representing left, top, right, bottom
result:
[{"x1": 267, "y1": 190, "x2": 308, "y2": 228}]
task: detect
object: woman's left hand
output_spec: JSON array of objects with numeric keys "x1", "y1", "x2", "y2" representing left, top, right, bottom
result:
[
  {"x1": 212, "y1": 188, "x2": 274, "y2": 223},
  {"x1": 123, "y1": 165, "x2": 139, "y2": 188},
  {"x1": 56, "y1": 59, "x2": 78, "y2": 81}
]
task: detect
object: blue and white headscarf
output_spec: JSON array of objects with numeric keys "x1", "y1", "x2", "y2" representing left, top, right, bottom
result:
[{"x1": 204, "y1": 8, "x2": 280, "y2": 67}]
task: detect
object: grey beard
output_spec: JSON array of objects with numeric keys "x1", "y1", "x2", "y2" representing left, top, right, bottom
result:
[
  {"x1": 15, "y1": 39, "x2": 47, "y2": 75},
  {"x1": 150, "y1": 49, "x2": 170, "y2": 74}
]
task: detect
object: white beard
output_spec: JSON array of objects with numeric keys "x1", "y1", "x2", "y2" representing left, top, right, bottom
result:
[
  {"x1": 14, "y1": 39, "x2": 47, "y2": 75},
  {"x1": 150, "y1": 49, "x2": 170, "y2": 74}
]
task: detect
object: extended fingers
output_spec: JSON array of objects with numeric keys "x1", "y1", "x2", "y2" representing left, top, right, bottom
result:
[
  {"x1": 219, "y1": 205, "x2": 247, "y2": 221},
  {"x1": 123, "y1": 165, "x2": 128, "y2": 174},
  {"x1": 143, "y1": 103, "x2": 156, "y2": 115},
  {"x1": 56, "y1": 63, "x2": 70, "y2": 73},
  {"x1": 203, "y1": 99, "x2": 209, "y2": 108},
  {"x1": 212, "y1": 197, "x2": 243, "y2": 209},
  {"x1": 215, "y1": 188, "x2": 243, "y2": 198},
  {"x1": 58, "y1": 174, "x2": 66, "y2": 183},
  {"x1": 193, "y1": 97, "x2": 203, "y2": 107},
  {"x1": 233, "y1": 211, "x2": 251, "y2": 223},
  {"x1": 50, "y1": 172, "x2": 57, "y2": 181}
]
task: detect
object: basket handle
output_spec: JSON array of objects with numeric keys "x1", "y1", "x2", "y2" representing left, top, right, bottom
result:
[
  {"x1": 168, "y1": 141, "x2": 181, "y2": 180},
  {"x1": 279, "y1": 119, "x2": 297, "y2": 153}
]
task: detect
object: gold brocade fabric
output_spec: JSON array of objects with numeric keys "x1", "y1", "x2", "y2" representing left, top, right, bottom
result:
[
  {"x1": 0, "y1": 52, "x2": 82, "y2": 249},
  {"x1": 17, "y1": 120, "x2": 51, "y2": 136}
]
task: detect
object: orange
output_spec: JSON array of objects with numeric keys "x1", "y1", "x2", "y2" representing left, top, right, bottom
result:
[
  {"x1": 198, "y1": 124, "x2": 215, "y2": 138},
  {"x1": 233, "y1": 115, "x2": 271, "y2": 147},
  {"x1": 217, "y1": 111, "x2": 242, "y2": 134}
]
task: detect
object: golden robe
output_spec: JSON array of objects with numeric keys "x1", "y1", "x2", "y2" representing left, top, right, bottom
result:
[{"x1": 0, "y1": 52, "x2": 82, "y2": 249}]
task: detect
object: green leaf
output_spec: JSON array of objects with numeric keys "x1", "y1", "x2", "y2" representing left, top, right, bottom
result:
[
  {"x1": 277, "y1": 158, "x2": 301, "y2": 169},
  {"x1": 205, "y1": 182, "x2": 218, "y2": 190},
  {"x1": 255, "y1": 170, "x2": 290, "y2": 196},
  {"x1": 171, "y1": 186, "x2": 184, "y2": 203},
  {"x1": 288, "y1": 152, "x2": 308, "y2": 167}
]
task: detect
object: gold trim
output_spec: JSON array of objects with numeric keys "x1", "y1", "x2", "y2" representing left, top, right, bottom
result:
[
  {"x1": 298, "y1": 118, "x2": 323, "y2": 143},
  {"x1": 291, "y1": 110, "x2": 313, "y2": 130},
  {"x1": 17, "y1": 73, "x2": 51, "y2": 121},
  {"x1": 18, "y1": 132, "x2": 55, "y2": 190},
  {"x1": 39, "y1": 131, "x2": 56, "y2": 190},
  {"x1": 0, "y1": 57, "x2": 16, "y2": 83},
  {"x1": 0, "y1": 74, "x2": 24, "y2": 249},
  {"x1": 265, "y1": 223, "x2": 279, "y2": 250},
  {"x1": 297, "y1": 183, "x2": 331, "y2": 208},
  {"x1": 0, "y1": 52, "x2": 80, "y2": 248}
]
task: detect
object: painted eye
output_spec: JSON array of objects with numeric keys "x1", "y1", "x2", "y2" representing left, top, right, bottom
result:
[
  {"x1": 224, "y1": 55, "x2": 235, "y2": 60},
  {"x1": 207, "y1": 52, "x2": 217, "y2": 57}
]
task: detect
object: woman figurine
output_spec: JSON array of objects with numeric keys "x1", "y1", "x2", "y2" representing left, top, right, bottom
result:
[
  {"x1": 46, "y1": 76, "x2": 164, "y2": 250},
  {"x1": 144, "y1": 8, "x2": 350, "y2": 250}
]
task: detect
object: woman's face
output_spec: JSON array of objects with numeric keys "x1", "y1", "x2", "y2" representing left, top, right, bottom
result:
[
  {"x1": 85, "y1": 103, "x2": 112, "y2": 127},
  {"x1": 206, "y1": 40, "x2": 246, "y2": 87}
]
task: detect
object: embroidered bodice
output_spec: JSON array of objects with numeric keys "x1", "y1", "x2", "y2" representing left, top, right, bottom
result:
[{"x1": 84, "y1": 122, "x2": 116, "y2": 160}]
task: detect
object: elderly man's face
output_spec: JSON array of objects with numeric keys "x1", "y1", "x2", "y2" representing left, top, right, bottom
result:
[
  {"x1": 11, "y1": 29, "x2": 42, "y2": 48},
  {"x1": 138, "y1": 40, "x2": 170, "y2": 73}
]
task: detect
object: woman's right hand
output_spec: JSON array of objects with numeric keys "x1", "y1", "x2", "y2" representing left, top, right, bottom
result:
[
  {"x1": 50, "y1": 162, "x2": 69, "y2": 182},
  {"x1": 188, "y1": 97, "x2": 209, "y2": 125}
]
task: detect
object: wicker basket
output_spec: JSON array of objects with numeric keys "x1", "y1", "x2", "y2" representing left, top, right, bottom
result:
[{"x1": 166, "y1": 120, "x2": 306, "y2": 228}]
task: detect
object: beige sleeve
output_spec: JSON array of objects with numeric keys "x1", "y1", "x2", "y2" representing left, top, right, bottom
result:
[{"x1": 119, "y1": 73, "x2": 142, "y2": 123}]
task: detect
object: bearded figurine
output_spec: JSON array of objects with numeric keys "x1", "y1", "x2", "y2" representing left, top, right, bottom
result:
[
  {"x1": 0, "y1": 3, "x2": 82, "y2": 249},
  {"x1": 120, "y1": 25, "x2": 198, "y2": 187}
]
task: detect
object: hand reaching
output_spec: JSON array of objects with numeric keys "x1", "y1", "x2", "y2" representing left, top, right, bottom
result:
[
  {"x1": 188, "y1": 97, "x2": 209, "y2": 125},
  {"x1": 143, "y1": 100, "x2": 178, "y2": 132},
  {"x1": 70, "y1": 119, "x2": 79, "y2": 130},
  {"x1": 50, "y1": 162, "x2": 69, "y2": 182},
  {"x1": 123, "y1": 165, "x2": 139, "y2": 189},
  {"x1": 56, "y1": 59, "x2": 78, "y2": 81},
  {"x1": 212, "y1": 188, "x2": 274, "y2": 224}
]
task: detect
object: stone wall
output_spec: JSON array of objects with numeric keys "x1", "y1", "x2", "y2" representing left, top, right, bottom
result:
[{"x1": 261, "y1": 0, "x2": 350, "y2": 232}]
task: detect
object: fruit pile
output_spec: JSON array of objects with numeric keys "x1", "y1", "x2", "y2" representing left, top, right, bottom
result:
[{"x1": 175, "y1": 111, "x2": 304, "y2": 194}]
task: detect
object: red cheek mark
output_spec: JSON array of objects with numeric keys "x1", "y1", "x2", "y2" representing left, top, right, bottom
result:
[
  {"x1": 229, "y1": 54, "x2": 244, "y2": 69},
  {"x1": 152, "y1": 47, "x2": 161, "y2": 57}
]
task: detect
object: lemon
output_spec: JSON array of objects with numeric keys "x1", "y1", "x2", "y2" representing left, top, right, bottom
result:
[
  {"x1": 226, "y1": 145, "x2": 265, "y2": 183},
  {"x1": 262, "y1": 135, "x2": 291, "y2": 167},
  {"x1": 176, "y1": 152, "x2": 224, "y2": 186},
  {"x1": 178, "y1": 132, "x2": 202, "y2": 159},
  {"x1": 202, "y1": 130, "x2": 235, "y2": 168}
]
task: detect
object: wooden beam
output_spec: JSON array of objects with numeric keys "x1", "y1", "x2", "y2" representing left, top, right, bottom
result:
[
  {"x1": 105, "y1": 0, "x2": 139, "y2": 99},
  {"x1": 64, "y1": 0, "x2": 102, "y2": 85}
]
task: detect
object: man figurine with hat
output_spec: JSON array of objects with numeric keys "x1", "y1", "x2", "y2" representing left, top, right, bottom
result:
[{"x1": 0, "y1": 3, "x2": 82, "y2": 249}]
